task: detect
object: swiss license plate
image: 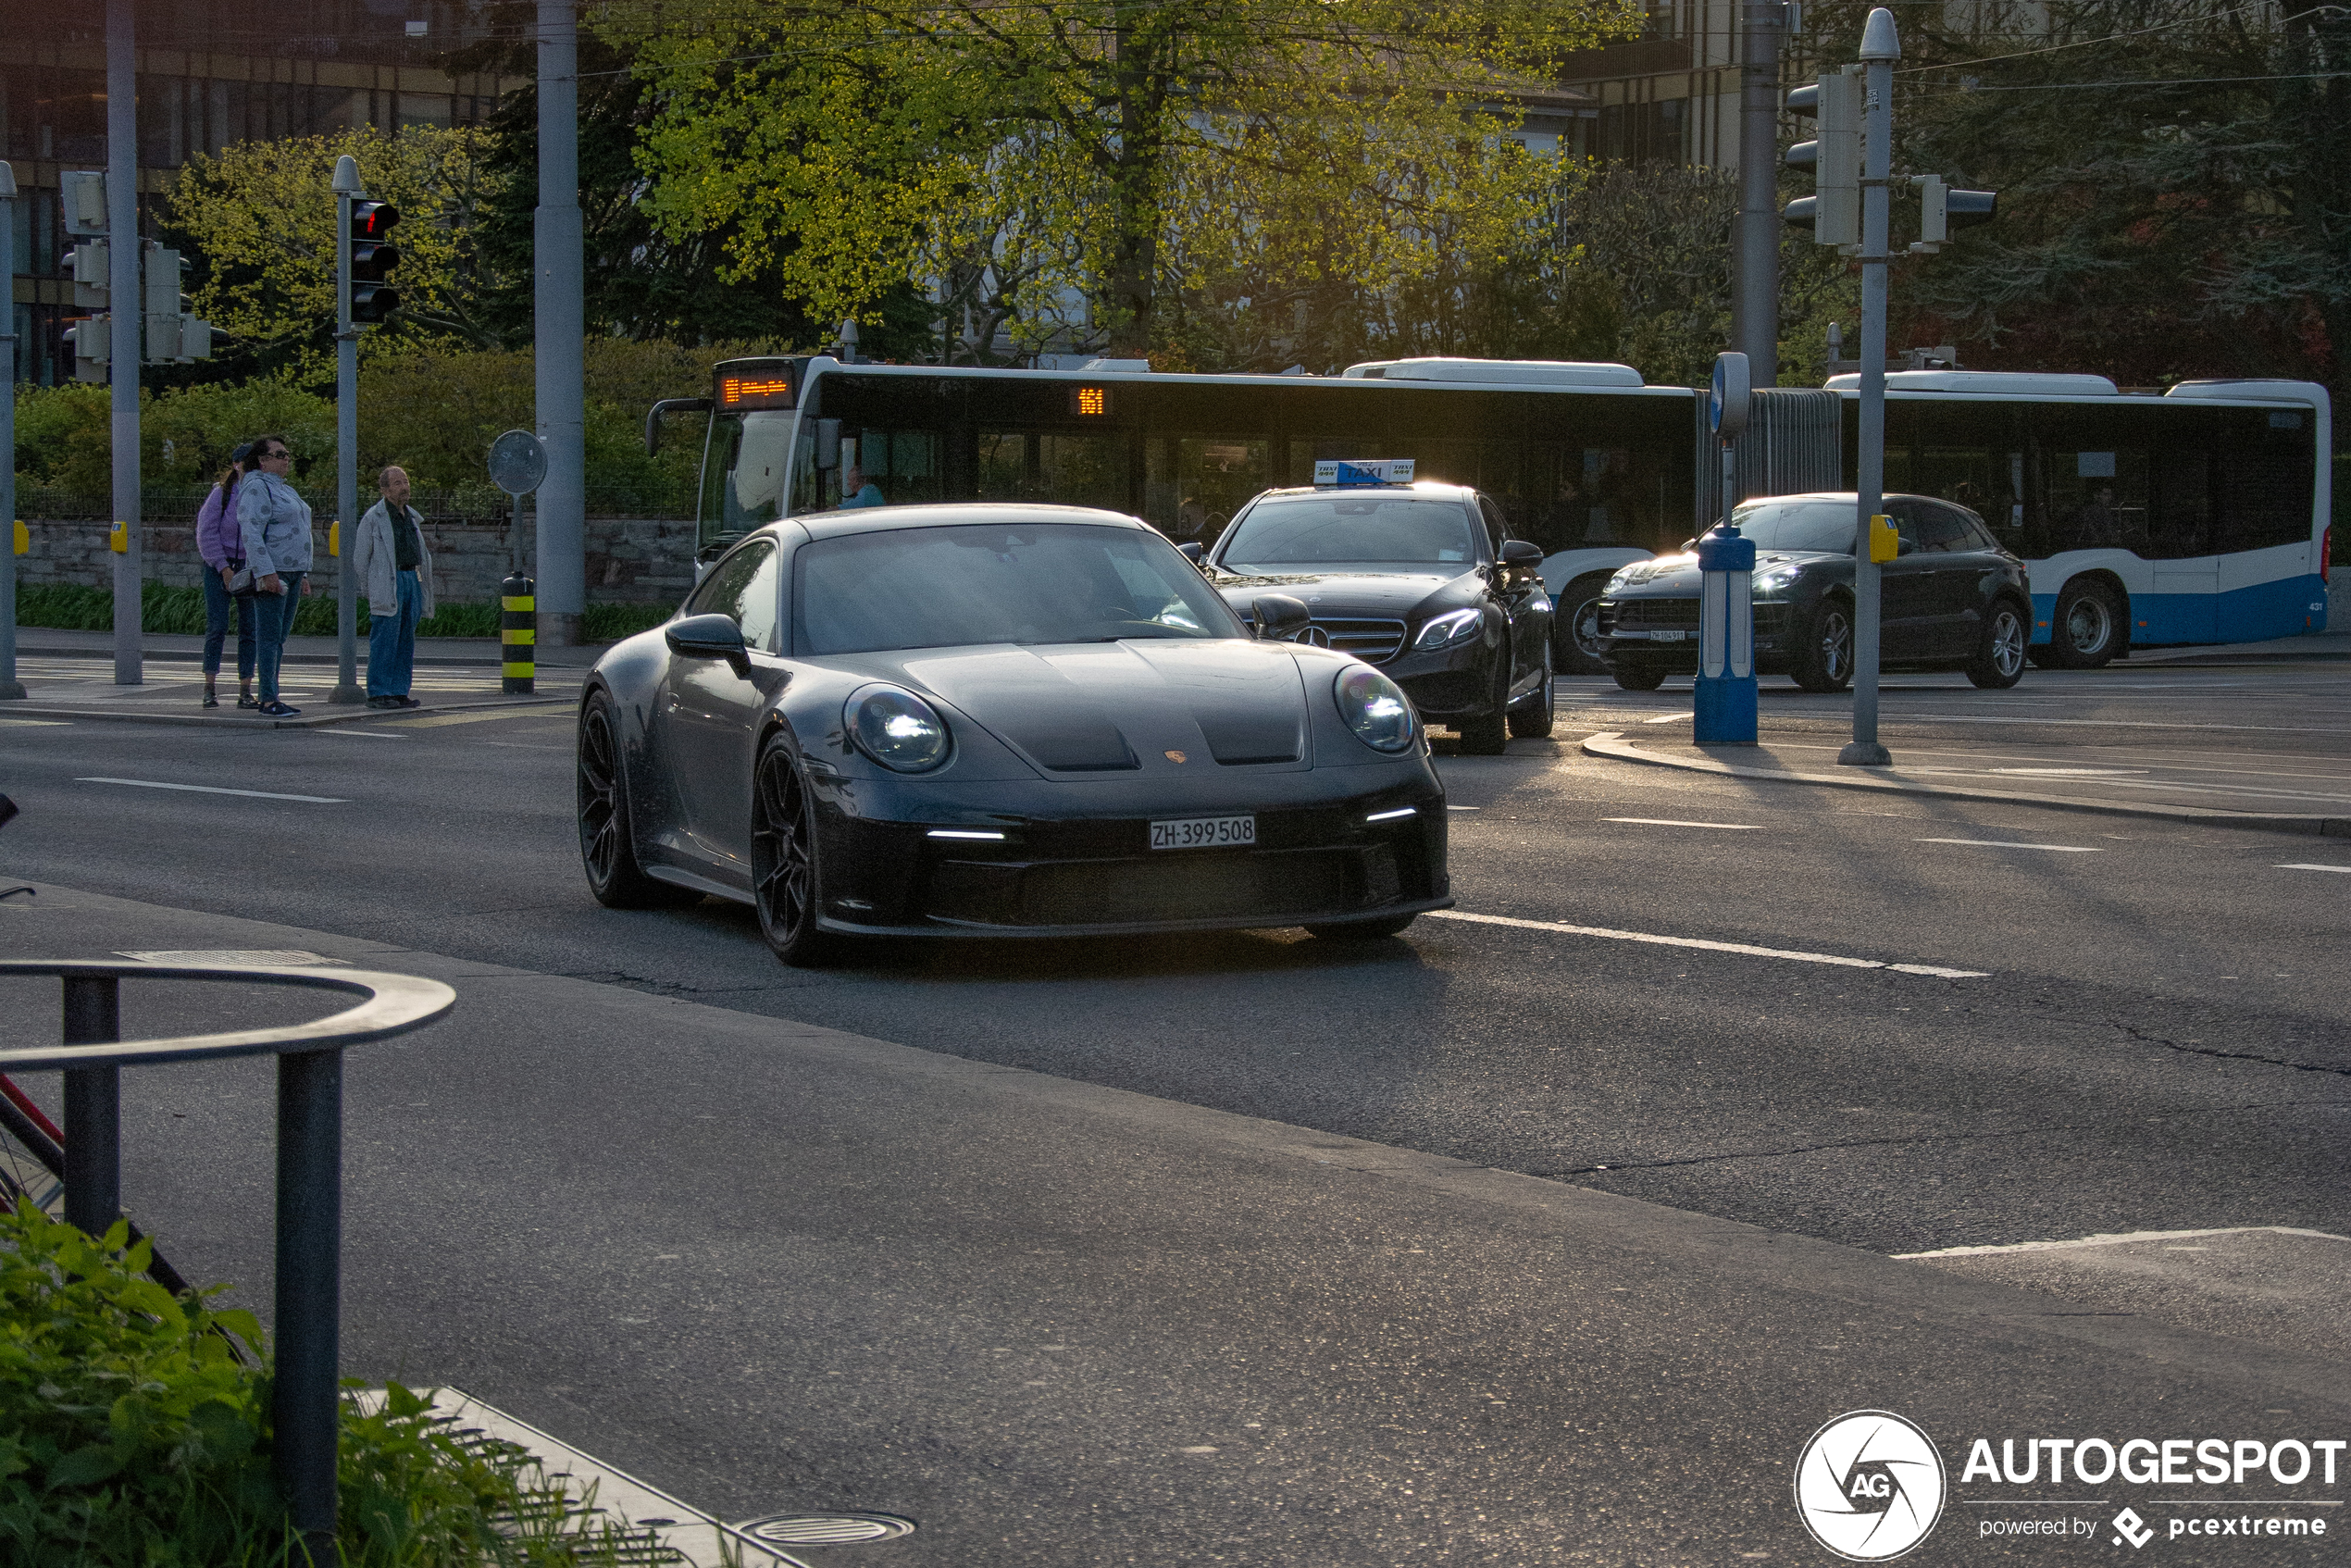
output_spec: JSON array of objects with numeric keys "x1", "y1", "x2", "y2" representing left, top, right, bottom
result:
[
  {"x1": 1150, "y1": 814, "x2": 1256, "y2": 851},
  {"x1": 1647, "y1": 628, "x2": 1691, "y2": 642}
]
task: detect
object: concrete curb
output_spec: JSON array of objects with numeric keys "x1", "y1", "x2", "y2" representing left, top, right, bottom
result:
[
  {"x1": 1580, "y1": 729, "x2": 2351, "y2": 837},
  {"x1": 19, "y1": 642, "x2": 603, "y2": 671},
  {"x1": 2, "y1": 694, "x2": 574, "y2": 730}
]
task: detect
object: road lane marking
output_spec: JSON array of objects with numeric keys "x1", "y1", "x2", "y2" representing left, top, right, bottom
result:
[
  {"x1": 77, "y1": 778, "x2": 346, "y2": 803},
  {"x1": 385, "y1": 703, "x2": 569, "y2": 728},
  {"x1": 1424, "y1": 909, "x2": 1988, "y2": 978},
  {"x1": 1446, "y1": 805, "x2": 1480, "y2": 812},
  {"x1": 1897, "y1": 1225, "x2": 2351, "y2": 1259},
  {"x1": 1641, "y1": 712, "x2": 1684, "y2": 725},
  {"x1": 0, "y1": 718, "x2": 71, "y2": 727},
  {"x1": 318, "y1": 728, "x2": 409, "y2": 740},
  {"x1": 2279, "y1": 863, "x2": 2351, "y2": 874},
  {"x1": 1603, "y1": 816, "x2": 1765, "y2": 830},
  {"x1": 1917, "y1": 838, "x2": 2100, "y2": 852}
]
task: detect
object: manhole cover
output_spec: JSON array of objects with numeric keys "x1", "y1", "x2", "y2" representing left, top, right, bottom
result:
[{"x1": 739, "y1": 1512, "x2": 916, "y2": 1546}]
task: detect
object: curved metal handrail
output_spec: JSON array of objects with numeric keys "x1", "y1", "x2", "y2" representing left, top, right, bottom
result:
[{"x1": 0, "y1": 962, "x2": 454, "y2": 1069}]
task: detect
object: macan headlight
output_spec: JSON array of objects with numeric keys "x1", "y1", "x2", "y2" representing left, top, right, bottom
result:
[
  {"x1": 849, "y1": 686, "x2": 952, "y2": 772},
  {"x1": 1754, "y1": 564, "x2": 1802, "y2": 593},
  {"x1": 1334, "y1": 666, "x2": 1417, "y2": 753}
]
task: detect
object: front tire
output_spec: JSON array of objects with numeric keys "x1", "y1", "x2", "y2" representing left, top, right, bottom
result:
[
  {"x1": 578, "y1": 691, "x2": 695, "y2": 910},
  {"x1": 1507, "y1": 666, "x2": 1555, "y2": 739},
  {"x1": 1551, "y1": 577, "x2": 1611, "y2": 674},
  {"x1": 751, "y1": 734, "x2": 845, "y2": 967},
  {"x1": 2049, "y1": 579, "x2": 2122, "y2": 668},
  {"x1": 1968, "y1": 600, "x2": 2029, "y2": 689},
  {"x1": 1792, "y1": 599, "x2": 1855, "y2": 693},
  {"x1": 1307, "y1": 915, "x2": 1416, "y2": 940},
  {"x1": 1455, "y1": 659, "x2": 1511, "y2": 755}
]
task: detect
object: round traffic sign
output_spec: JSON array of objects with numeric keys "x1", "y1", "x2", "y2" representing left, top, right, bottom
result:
[
  {"x1": 1709, "y1": 351, "x2": 1751, "y2": 439},
  {"x1": 487, "y1": 429, "x2": 548, "y2": 496}
]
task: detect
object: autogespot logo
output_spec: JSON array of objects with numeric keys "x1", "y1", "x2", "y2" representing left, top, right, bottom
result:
[{"x1": 1795, "y1": 1411, "x2": 1949, "y2": 1562}]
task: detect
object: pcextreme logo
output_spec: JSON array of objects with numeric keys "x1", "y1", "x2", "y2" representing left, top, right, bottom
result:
[{"x1": 1795, "y1": 1410, "x2": 1949, "y2": 1562}]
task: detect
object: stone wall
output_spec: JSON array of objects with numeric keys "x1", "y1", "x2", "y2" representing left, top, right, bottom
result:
[{"x1": 14, "y1": 516, "x2": 698, "y2": 607}]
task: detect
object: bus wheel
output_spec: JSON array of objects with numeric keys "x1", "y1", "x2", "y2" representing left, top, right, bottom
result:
[
  {"x1": 1552, "y1": 576, "x2": 1612, "y2": 674},
  {"x1": 2050, "y1": 579, "x2": 2121, "y2": 668}
]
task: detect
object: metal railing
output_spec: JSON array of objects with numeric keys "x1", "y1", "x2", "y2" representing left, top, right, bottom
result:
[{"x1": 0, "y1": 959, "x2": 455, "y2": 1557}]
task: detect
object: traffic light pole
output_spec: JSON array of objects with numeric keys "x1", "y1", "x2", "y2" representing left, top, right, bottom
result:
[
  {"x1": 534, "y1": 0, "x2": 587, "y2": 649},
  {"x1": 330, "y1": 157, "x2": 363, "y2": 705},
  {"x1": 1734, "y1": 0, "x2": 1785, "y2": 385},
  {"x1": 1837, "y1": 7, "x2": 1898, "y2": 769},
  {"x1": 106, "y1": 0, "x2": 140, "y2": 688},
  {"x1": 0, "y1": 164, "x2": 22, "y2": 702}
]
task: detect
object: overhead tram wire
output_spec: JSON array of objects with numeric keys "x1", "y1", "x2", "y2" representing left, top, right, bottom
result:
[{"x1": 1893, "y1": 0, "x2": 2330, "y2": 75}]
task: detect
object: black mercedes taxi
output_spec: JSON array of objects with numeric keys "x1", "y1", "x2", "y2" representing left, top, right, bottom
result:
[{"x1": 1197, "y1": 476, "x2": 1557, "y2": 753}]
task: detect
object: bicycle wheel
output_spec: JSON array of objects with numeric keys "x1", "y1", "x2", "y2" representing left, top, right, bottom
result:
[{"x1": 0, "y1": 1080, "x2": 65, "y2": 1219}]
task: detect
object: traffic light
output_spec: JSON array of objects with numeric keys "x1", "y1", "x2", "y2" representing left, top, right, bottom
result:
[
  {"x1": 68, "y1": 240, "x2": 108, "y2": 308},
  {"x1": 64, "y1": 317, "x2": 109, "y2": 383},
  {"x1": 1784, "y1": 67, "x2": 1861, "y2": 248},
  {"x1": 138, "y1": 243, "x2": 212, "y2": 364},
  {"x1": 1912, "y1": 175, "x2": 1997, "y2": 252},
  {"x1": 348, "y1": 200, "x2": 402, "y2": 323}
]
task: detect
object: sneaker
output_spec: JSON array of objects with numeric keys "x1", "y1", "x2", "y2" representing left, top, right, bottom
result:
[
  {"x1": 366, "y1": 695, "x2": 401, "y2": 710},
  {"x1": 258, "y1": 701, "x2": 302, "y2": 717},
  {"x1": 236, "y1": 695, "x2": 260, "y2": 710},
  {"x1": 395, "y1": 696, "x2": 423, "y2": 709},
  {"x1": 202, "y1": 692, "x2": 218, "y2": 709}
]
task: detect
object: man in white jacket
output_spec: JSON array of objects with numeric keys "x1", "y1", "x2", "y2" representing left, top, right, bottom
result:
[{"x1": 354, "y1": 466, "x2": 436, "y2": 709}]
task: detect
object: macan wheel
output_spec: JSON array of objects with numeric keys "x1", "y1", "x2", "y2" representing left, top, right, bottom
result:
[
  {"x1": 577, "y1": 691, "x2": 696, "y2": 910},
  {"x1": 1507, "y1": 665, "x2": 1556, "y2": 739},
  {"x1": 751, "y1": 733, "x2": 845, "y2": 966},
  {"x1": 1791, "y1": 598, "x2": 1855, "y2": 693},
  {"x1": 2049, "y1": 579, "x2": 2123, "y2": 668},
  {"x1": 1551, "y1": 576, "x2": 1613, "y2": 674},
  {"x1": 1968, "y1": 600, "x2": 2030, "y2": 689}
]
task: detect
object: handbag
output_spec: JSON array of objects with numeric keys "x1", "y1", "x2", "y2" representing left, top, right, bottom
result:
[{"x1": 225, "y1": 563, "x2": 255, "y2": 595}]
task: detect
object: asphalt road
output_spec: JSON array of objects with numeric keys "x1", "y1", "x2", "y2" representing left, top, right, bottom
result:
[{"x1": 4, "y1": 662, "x2": 2345, "y2": 1260}]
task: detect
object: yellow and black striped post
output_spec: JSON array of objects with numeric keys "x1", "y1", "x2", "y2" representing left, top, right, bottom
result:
[{"x1": 500, "y1": 571, "x2": 535, "y2": 695}]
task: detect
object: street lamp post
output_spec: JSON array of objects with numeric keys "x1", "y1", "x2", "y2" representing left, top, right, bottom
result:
[
  {"x1": 1837, "y1": 6, "x2": 1899, "y2": 768},
  {"x1": 330, "y1": 156, "x2": 365, "y2": 705},
  {"x1": 0, "y1": 162, "x2": 23, "y2": 702}
]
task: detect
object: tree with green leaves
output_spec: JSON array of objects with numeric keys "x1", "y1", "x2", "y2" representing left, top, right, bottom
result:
[{"x1": 611, "y1": 0, "x2": 1641, "y2": 360}]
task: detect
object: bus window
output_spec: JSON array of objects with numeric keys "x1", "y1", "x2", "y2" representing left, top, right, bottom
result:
[
  {"x1": 2149, "y1": 448, "x2": 2213, "y2": 559},
  {"x1": 711, "y1": 411, "x2": 792, "y2": 537},
  {"x1": 1529, "y1": 446, "x2": 1662, "y2": 551},
  {"x1": 2047, "y1": 447, "x2": 2149, "y2": 552},
  {"x1": 850, "y1": 429, "x2": 948, "y2": 506},
  {"x1": 976, "y1": 430, "x2": 1129, "y2": 512},
  {"x1": 1172, "y1": 437, "x2": 1273, "y2": 536}
]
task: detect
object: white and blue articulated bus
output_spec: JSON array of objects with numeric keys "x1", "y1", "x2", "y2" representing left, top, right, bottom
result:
[
  {"x1": 1826, "y1": 371, "x2": 2332, "y2": 666},
  {"x1": 649, "y1": 355, "x2": 1745, "y2": 669}
]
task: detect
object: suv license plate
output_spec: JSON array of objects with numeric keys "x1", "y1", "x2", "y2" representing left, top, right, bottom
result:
[
  {"x1": 1151, "y1": 815, "x2": 1256, "y2": 850},
  {"x1": 1647, "y1": 628, "x2": 1691, "y2": 642}
]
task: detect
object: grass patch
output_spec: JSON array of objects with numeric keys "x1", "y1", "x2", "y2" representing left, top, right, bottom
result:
[
  {"x1": 0, "y1": 1202, "x2": 663, "y2": 1566},
  {"x1": 12, "y1": 586, "x2": 673, "y2": 643}
]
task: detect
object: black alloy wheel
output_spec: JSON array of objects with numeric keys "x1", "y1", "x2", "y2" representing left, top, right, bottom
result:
[
  {"x1": 1610, "y1": 663, "x2": 1668, "y2": 691},
  {"x1": 578, "y1": 692, "x2": 693, "y2": 909},
  {"x1": 1454, "y1": 660, "x2": 1511, "y2": 755},
  {"x1": 1792, "y1": 599, "x2": 1855, "y2": 693},
  {"x1": 1508, "y1": 665, "x2": 1556, "y2": 739},
  {"x1": 1968, "y1": 601, "x2": 2030, "y2": 689},
  {"x1": 751, "y1": 734, "x2": 843, "y2": 967},
  {"x1": 1306, "y1": 915, "x2": 1418, "y2": 940},
  {"x1": 2049, "y1": 579, "x2": 2122, "y2": 668},
  {"x1": 1551, "y1": 577, "x2": 1612, "y2": 674}
]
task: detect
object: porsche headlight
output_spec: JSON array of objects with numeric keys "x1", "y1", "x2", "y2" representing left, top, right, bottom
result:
[
  {"x1": 849, "y1": 687, "x2": 952, "y2": 773},
  {"x1": 1334, "y1": 666, "x2": 1416, "y2": 753},
  {"x1": 1412, "y1": 607, "x2": 1483, "y2": 652}
]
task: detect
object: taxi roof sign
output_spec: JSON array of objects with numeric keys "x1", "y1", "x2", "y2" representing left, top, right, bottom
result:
[{"x1": 1313, "y1": 458, "x2": 1415, "y2": 487}]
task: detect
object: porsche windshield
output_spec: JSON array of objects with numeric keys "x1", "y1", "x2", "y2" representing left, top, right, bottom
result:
[
  {"x1": 794, "y1": 522, "x2": 1247, "y2": 655},
  {"x1": 1220, "y1": 494, "x2": 1482, "y2": 575},
  {"x1": 1729, "y1": 501, "x2": 1860, "y2": 554}
]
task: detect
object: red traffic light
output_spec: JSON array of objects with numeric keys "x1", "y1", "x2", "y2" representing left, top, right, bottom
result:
[{"x1": 351, "y1": 201, "x2": 401, "y2": 241}]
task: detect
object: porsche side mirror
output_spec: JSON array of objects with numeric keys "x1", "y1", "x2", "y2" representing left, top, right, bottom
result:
[
  {"x1": 1177, "y1": 541, "x2": 1205, "y2": 565},
  {"x1": 666, "y1": 612, "x2": 752, "y2": 678},
  {"x1": 1499, "y1": 539, "x2": 1543, "y2": 568},
  {"x1": 1251, "y1": 593, "x2": 1312, "y2": 641}
]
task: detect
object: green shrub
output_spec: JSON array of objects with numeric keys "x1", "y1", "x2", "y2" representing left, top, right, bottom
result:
[{"x1": 0, "y1": 1202, "x2": 653, "y2": 1566}]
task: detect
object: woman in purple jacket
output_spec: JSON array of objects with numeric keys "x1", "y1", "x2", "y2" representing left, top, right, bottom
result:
[{"x1": 195, "y1": 444, "x2": 258, "y2": 710}]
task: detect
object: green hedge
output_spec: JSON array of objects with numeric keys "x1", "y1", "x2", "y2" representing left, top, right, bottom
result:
[{"x1": 13, "y1": 584, "x2": 672, "y2": 643}]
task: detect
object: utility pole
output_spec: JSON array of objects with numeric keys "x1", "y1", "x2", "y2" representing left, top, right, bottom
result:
[
  {"x1": 330, "y1": 156, "x2": 365, "y2": 704},
  {"x1": 534, "y1": 0, "x2": 586, "y2": 648},
  {"x1": 0, "y1": 162, "x2": 22, "y2": 702},
  {"x1": 1837, "y1": 6, "x2": 1899, "y2": 767},
  {"x1": 1734, "y1": 0, "x2": 1787, "y2": 385},
  {"x1": 106, "y1": 0, "x2": 140, "y2": 687}
]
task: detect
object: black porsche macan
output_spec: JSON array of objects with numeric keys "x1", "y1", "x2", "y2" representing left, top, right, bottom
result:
[
  {"x1": 1197, "y1": 482, "x2": 1557, "y2": 753},
  {"x1": 576, "y1": 504, "x2": 1453, "y2": 964},
  {"x1": 1596, "y1": 492, "x2": 2034, "y2": 692}
]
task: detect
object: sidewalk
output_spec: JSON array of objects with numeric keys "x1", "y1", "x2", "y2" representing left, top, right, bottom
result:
[
  {"x1": 1583, "y1": 729, "x2": 2351, "y2": 833},
  {"x1": 2121, "y1": 628, "x2": 2351, "y2": 665},
  {"x1": 11, "y1": 625, "x2": 610, "y2": 668},
  {"x1": 7, "y1": 877, "x2": 2348, "y2": 1563}
]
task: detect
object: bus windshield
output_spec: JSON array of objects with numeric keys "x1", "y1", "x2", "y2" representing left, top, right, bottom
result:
[
  {"x1": 793, "y1": 523, "x2": 1247, "y2": 655},
  {"x1": 1219, "y1": 494, "x2": 1484, "y2": 574}
]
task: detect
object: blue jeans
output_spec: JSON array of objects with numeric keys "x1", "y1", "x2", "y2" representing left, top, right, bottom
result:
[
  {"x1": 201, "y1": 567, "x2": 256, "y2": 682},
  {"x1": 255, "y1": 572, "x2": 305, "y2": 703},
  {"x1": 367, "y1": 570, "x2": 422, "y2": 698}
]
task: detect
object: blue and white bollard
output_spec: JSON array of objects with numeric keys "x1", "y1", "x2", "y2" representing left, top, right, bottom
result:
[{"x1": 1694, "y1": 521, "x2": 1758, "y2": 743}]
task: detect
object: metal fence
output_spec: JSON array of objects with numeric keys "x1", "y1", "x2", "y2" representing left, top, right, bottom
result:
[{"x1": 14, "y1": 484, "x2": 693, "y2": 524}]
